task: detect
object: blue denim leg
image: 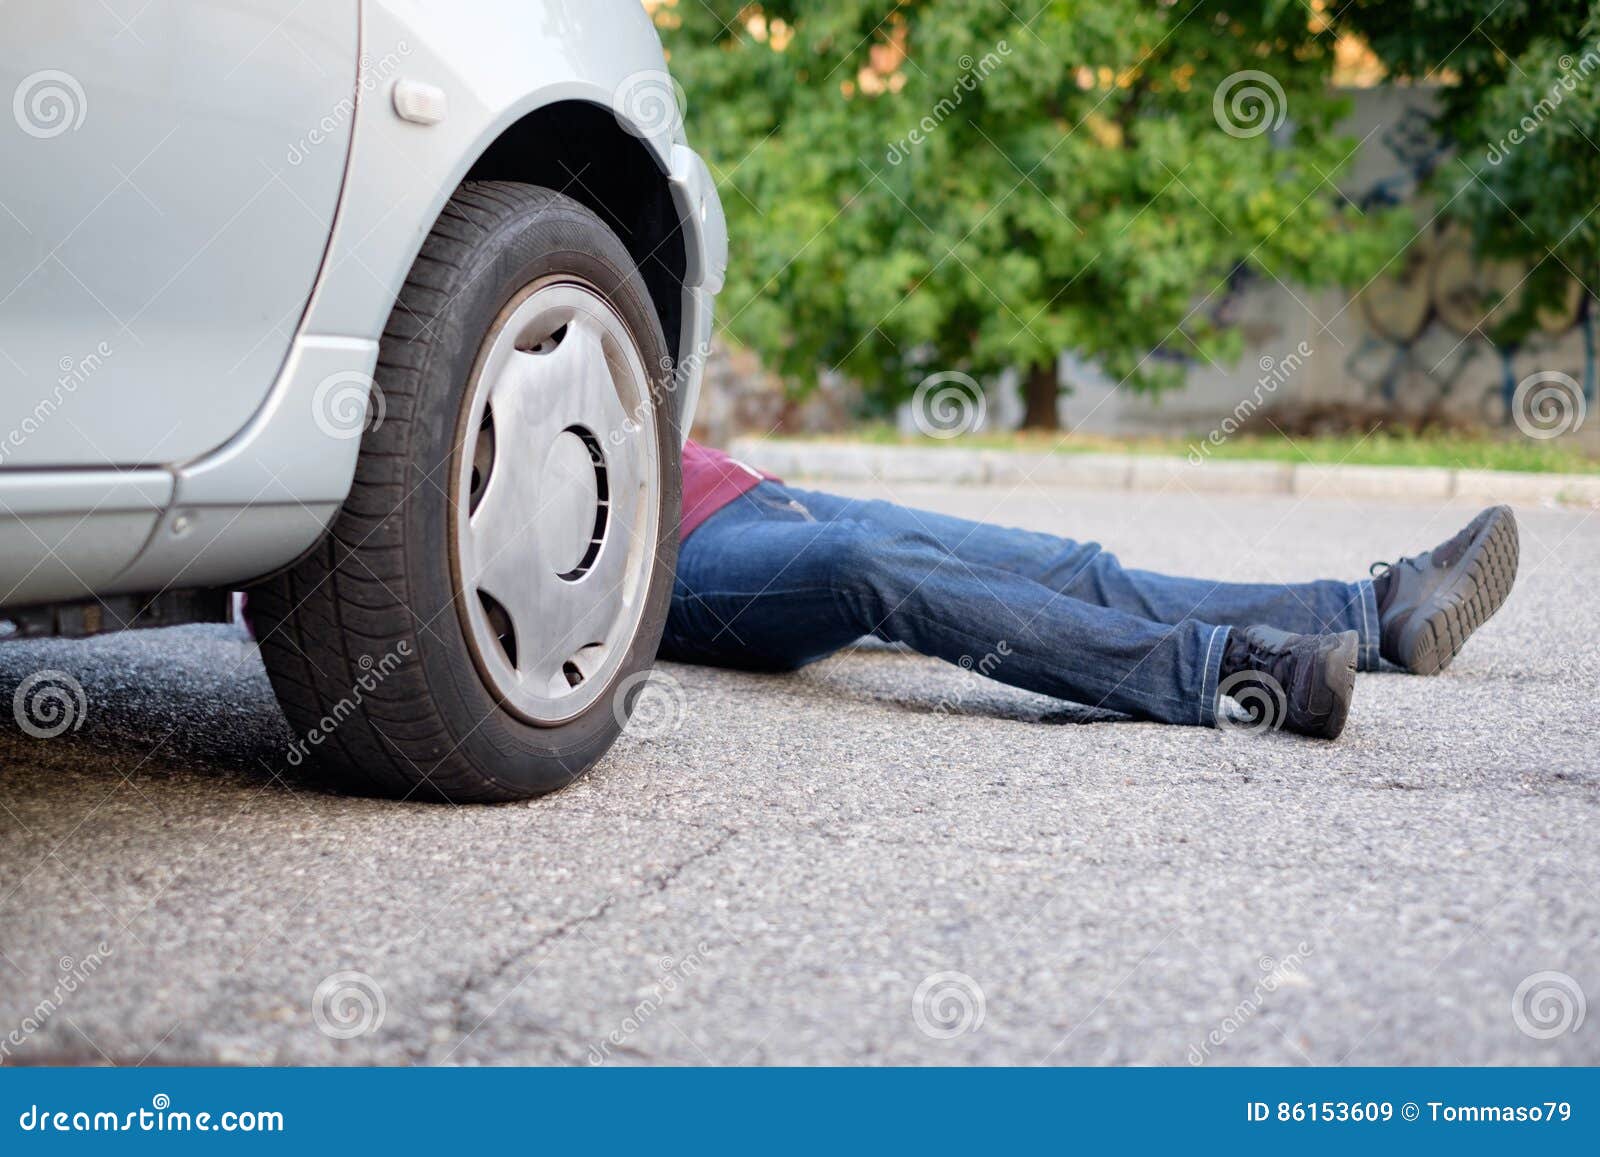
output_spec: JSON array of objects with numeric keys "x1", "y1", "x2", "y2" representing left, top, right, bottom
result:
[
  {"x1": 663, "y1": 483, "x2": 1229, "y2": 726},
  {"x1": 787, "y1": 487, "x2": 1382, "y2": 671}
]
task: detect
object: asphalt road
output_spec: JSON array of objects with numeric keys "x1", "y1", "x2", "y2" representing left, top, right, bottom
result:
[{"x1": 1, "y1": 481, "x2": 1596, "y2": 1066}]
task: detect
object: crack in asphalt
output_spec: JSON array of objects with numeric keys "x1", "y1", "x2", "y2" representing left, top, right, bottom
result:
[{"x1": 437, "y1": 826, "x2": 739, "y2": 1058}]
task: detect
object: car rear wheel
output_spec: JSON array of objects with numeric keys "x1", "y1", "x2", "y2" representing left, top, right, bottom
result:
[{"x1": 248, "y1": 182, "x2": 681, "y2": 802}]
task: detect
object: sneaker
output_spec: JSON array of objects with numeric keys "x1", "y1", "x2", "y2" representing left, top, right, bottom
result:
[
  {"x1": 1218, "y1": 625, "x2": 1358, "y2": 740},
  {"x1": 1371, "y1": 505, "x2": 1519, "y2": 675}
]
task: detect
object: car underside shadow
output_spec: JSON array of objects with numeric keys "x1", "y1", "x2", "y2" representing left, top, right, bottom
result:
[{"x1": 0, "y1": 623, "x2": 316, "y2": 790}]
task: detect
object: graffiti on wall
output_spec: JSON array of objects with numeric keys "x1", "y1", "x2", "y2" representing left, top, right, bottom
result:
[{"x1": 1344, "y1": 107, "x2": 1596, "y2": 427}]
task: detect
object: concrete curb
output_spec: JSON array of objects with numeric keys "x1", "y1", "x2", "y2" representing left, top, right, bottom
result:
[{"x1": 729, "y1": 438, "x2": 1600, "y2": 508}]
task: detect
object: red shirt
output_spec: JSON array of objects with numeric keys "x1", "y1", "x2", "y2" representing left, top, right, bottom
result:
[{"x1": 680, "y1": 440, "x2": 779, "y2": 540}]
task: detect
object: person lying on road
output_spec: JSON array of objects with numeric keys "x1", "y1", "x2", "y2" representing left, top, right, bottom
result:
[{"x1": 659, "y1": 441, "x2": 1520, "y2": 740}]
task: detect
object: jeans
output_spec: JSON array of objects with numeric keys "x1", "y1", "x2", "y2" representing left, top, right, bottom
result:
[{"x1": 660, "y1": 482, "x2": 1380, "y2": 727}]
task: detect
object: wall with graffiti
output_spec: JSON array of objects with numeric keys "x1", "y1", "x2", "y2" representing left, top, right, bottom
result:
[{"x1": 1061, "y1": 87, "x2": 1595, "y2": 440}]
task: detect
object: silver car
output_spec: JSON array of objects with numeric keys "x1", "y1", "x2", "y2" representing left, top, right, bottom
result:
[{"x1": 0, "y1": 1, "x2": 726, "y2": 801}]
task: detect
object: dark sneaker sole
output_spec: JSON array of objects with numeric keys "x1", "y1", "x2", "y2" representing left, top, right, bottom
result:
[
  {"x1": 1300, "y1": 630, "x2": 1358, "y2": 740},
  {"x1": 1400, "y1": 505, "x2": 1520, "y2": 676}
]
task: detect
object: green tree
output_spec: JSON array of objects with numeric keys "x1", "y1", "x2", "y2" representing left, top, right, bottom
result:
[
  {"x1": 1341, "y1": 0, "x2": 1600, "y2": 343},
  {"x1": 658, "y1": 0, "x2": 1406, "y2": 427}
]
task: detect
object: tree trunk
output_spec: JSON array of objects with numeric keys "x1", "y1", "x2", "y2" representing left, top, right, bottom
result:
[{"x1": 1021, "y1": 361, "x2": 1060, "y2": 430}]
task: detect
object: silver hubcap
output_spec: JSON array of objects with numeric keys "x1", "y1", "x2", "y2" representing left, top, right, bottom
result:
[{"x1": 452, "y1": 279, "x2": 660, "y2": 725}]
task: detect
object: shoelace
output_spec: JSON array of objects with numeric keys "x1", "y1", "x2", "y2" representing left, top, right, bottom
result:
[
  {"x1": 1371, "y1": 517, "x2": 1485, "y2": 580},
  {"x1": 1239, "y1": 637, "x2": 1294, "y2": 688},
  {"x1": 1369, "y1": 554, "x2": 1426, "y2": 578}
]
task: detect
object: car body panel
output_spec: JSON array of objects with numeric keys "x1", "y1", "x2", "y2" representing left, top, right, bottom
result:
[
  {"x1": 0, "y1": 1, "x2": 357, "y2": 468},
  {"x1": 0, "y1": 469, "x2": 169, "y2": 605}
]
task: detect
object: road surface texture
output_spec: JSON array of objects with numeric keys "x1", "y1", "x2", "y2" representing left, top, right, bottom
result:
[{"x1": 1, "y1": 481, "x2": 1595, "y2": 1066}]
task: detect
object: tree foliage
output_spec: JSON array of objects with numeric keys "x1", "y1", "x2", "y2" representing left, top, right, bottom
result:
[
  {"x1": 656, "y1": 0, "x2": 1408, "y2": 417},
  {"x1": 1341, "y1": 0, "x2": 1600, "y2": 342}
]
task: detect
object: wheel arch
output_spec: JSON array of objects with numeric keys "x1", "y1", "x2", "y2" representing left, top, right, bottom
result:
[{"x1": 464, "y1": 101, "x2": 686, "y2": 364}]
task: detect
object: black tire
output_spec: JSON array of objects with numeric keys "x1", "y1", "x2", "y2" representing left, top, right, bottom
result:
[{"x1": 249, "y1": 182, "x2": 681, "y2": 803}]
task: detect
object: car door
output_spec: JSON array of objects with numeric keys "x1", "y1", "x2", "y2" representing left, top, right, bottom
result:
[{"x1": 0, "y1": 0, "x2": 357, "y2": 469}]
